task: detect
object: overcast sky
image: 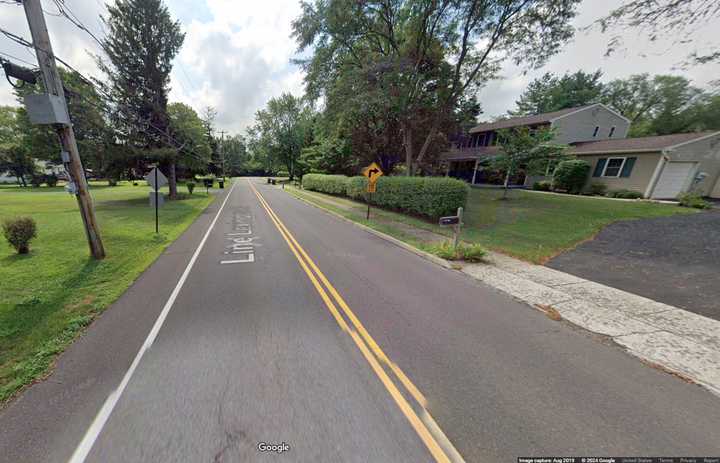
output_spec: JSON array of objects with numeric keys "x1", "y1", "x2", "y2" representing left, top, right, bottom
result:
[{"x1": 1, "y1": 0, "x2": 718, "y2": 134}]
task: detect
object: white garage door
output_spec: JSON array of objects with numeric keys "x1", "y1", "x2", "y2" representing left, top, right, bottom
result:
[{"x1": 652, "y1": 162, "x2": 696, "y2": 199}]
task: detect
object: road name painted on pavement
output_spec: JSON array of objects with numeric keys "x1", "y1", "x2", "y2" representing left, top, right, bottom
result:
[{"x1": 221, "y1": 207, "x2": 257, "y2": 264}]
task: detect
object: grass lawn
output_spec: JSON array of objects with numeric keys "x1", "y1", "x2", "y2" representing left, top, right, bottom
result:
[
  {"x1": 286, "y1": 186, "x2": 695, "y2": 264},
  {"x1": 0, "y1": 182, "x2": 214, "y2": 403}
]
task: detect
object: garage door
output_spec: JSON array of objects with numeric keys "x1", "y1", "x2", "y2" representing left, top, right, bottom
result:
[{"x1": 652, "y1": 162, "x2": 696, "y2": 199}]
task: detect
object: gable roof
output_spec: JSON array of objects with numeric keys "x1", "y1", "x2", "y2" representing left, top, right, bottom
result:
[
  {"x1": 570, "y1": 132, "x2": 720, "y2": 155},
  {"x1": 469, "y1": 104, "x2": 599, "y2": 134}
]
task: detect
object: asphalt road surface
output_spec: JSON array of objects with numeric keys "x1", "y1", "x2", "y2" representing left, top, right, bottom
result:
[{"x1": 1, "y1": 178, "x2": 719, "y2": 463}]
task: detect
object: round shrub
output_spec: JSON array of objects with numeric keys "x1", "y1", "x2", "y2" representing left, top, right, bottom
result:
[
  {"x1": 30, "y1": 175, "x2": 44, "y2": 188},
  {"x1": 2, "y1": 217, "x2": 37, "y2": 254},
  {"x1": 46, "y1": 174, "x2": 59, "y2": 187},
  {"x1": 532, "y1": 180, "x2": 552, "y2": 191},
  {"x1": 678, "y1": 192, "x2": 711, "y2": 209},
  {"x1": 588, "y1": 182, "x2": 608, "y2": 196},
  {"x1": 552, "y1": 160, "x2": 591, "y2": 194},
  {"x1": 609, "y1": 189, "x2": 643, "y2": 199},
  {"x1": 186, "y1": 181, "x2": 196, "y2": 195}
]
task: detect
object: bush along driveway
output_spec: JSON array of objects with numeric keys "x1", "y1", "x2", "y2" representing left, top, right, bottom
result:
[{"x1": 547, "y1": 209, "x2": 720, "y2": 321}]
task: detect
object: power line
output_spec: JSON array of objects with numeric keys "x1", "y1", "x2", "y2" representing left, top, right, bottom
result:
[
  {"x1": 0, "y1": 50, "x2": 37, "y2": 67},
  {"x1": 0, "y1": 18, "x2": 212, "y2": 164}
]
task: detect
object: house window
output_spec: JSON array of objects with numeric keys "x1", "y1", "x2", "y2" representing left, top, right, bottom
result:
[
  {"x1": 608, "y1": 126, "x2": 616, "y2": 138},
  {"x1": 602, "y1": 157, "x2": 626, "y2": 177},
  {"x1": 593, "y1": 126, "x2": 600, "y2": 137}
]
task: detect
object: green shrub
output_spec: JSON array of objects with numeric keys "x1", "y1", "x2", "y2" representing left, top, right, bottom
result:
[
  {"x1": 45, "y1": 174, "x2": 59, "y2": 187},
  {"x1": 2, "y1": 217, "x2": 37, "y2": 254},
  {"x1": 609, "y1": 189, "x2": 643, "y2": 199},
  {"x1": 186, "y1": 181, "x2": 196, "y2": 195},
  {"x1": 552, "y1": 160, "x2": 591, "y2": 194},
  {"x1": 276, "y1": 170, "x2": 289, "y2": 178},
  {"x1": 588, "y1": 182, "x2": 607, "y2": 196},
  {"x1": 678, "y1": 192, "x2": 711, "y2": 209},
  {"x1": 425, "y1": 241, "x2": 486, "y2": 262},
  {"x1": 532, "y1": 180, "x2": 552, "y2": 191},
  {"x1": 346, "y1": 176, "x2": 369, "y2": 199},
  {"x1": 302, "y1": 174, "x2": 349, "y2": 195},
  {"x1": 356, "y1": 176, "x2": 468, "y2": 219},
  {"x1": 30, "y1": 175, "x2": 44, "y2": 188}
]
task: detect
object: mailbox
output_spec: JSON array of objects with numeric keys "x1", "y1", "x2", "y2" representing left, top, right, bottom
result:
[{"x1": 439, "y1": 216, "x2": 460, "y2": 226}]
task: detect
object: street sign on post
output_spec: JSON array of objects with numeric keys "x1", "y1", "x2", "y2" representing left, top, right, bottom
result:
[
  {"x1": 145, "y1": 167, "x2": 167, "y2": 233},
  {"x1": 361, "y1": 162, "x2": 384, "y2": 220}
]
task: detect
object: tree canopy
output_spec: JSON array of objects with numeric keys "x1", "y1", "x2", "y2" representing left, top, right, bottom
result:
[{"x1": 293, "y1": 0, "x2": 581, "y2": 174}]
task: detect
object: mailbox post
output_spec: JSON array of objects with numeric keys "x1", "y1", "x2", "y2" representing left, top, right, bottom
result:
[{"x1": 439, "y1": 207, "x2": 464, "y2": 250}]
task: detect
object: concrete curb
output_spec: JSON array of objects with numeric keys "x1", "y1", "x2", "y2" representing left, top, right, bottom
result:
[{"x1": 283, "y1": 187, "x2": 720, "y2": 399}]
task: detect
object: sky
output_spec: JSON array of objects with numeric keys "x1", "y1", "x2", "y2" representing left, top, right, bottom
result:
[{"x1": 0, "y1": 0, "x2": 718, "y2": 134}]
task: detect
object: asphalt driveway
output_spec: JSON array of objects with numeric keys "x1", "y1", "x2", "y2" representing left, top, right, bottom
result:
[{"x1": 547, "y1": 210, "x2": 720, "y2": 321}]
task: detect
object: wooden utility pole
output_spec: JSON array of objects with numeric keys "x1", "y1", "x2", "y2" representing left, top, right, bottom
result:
[
  {"x1": 218, "y1": 130, "x2": 226, "y2": 179},
  {"x1": 22, "y1": 0, "x2": 105, "y2": 259}
]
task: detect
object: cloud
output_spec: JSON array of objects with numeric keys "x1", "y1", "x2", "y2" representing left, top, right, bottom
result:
[
  {"x1": 478, "y1": 0, "x2": 720, "y2": 119},
  {"x1": 1, "y1": 0, "x2": 718, "y2": 132},
  {"x1": 174, "y1": 0, "x2": 305, "y2": 133},
  {"x1": 0, "y1": 0, "x2": 304, "y2": 135}
]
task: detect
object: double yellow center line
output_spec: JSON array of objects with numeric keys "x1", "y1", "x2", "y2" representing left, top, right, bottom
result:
[{"x1": 249, "y1": 180, "x2": 463, "y2": 463}]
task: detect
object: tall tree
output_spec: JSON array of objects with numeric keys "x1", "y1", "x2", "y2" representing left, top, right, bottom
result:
[
  {"x1": 0, "y1": 106, "x2": 35, "y2": 186},
  {"x1": 601, "y1": 74, "x2": 706, "y2": 136},
  {"x1": 293, "y1": 0, "x2": 581, "y2": 175},
  {"x1": 247, "y1": 94, "x2": 314, "y2": 180},
  {"x1": 167, "y1": 103, "x2": 212, "y2": 175},
  {"x1": 511, "y1": 70, "x2": 604, "y2": 115},
  {"x1": 98, "y1": 0, "x2": 184, "y2": 197},
  {"x1": 596, "y1": 0, "x2": 720, "y2": 66}
]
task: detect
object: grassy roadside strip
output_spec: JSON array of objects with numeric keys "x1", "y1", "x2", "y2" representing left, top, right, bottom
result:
[
  {"x1": 282, "y1": 185, "x2": 479, "y2": 263},
  {"x1": 0, "y1": 183, "x2": 214, "y2": 403},
  {"x1": 284, "y1": 184, "x2": 695, "y2": 264}
]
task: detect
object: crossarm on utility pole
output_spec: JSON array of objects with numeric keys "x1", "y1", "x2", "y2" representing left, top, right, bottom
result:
[{"x1": 22, "y1": 0, "x2": 105, "y2": 259}]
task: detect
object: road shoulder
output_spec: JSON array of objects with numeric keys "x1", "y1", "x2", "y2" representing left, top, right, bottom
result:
[{"x1": 0, "y1": 187, "x2": 231, "y2": 463}]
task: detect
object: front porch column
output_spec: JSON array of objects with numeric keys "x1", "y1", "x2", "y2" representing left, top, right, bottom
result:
[{"x1": 470, "y1": 159, "x2": 479, "y2": 185}]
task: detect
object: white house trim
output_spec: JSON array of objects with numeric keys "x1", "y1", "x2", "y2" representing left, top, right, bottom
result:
[
  {"x1": 572, "y1": 148, "x2": 661, "y2": 155},
  {"x1": 644, "y1": 155, "x2": 668, "y2": 198},
  {"x1": 663, "y1": 131, "x2": 720, "y2": 151},
  {"x1": 549, "y1": 103, "x2": 631, "y2": 124}
]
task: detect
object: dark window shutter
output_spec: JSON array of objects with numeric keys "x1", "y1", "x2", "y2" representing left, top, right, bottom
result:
[
  {"x1": 620, "y1": 157, "x2": 636, "y2": 177},
  {"x1": 592, "y1": 158, "x2": 607, "y2": 177}
]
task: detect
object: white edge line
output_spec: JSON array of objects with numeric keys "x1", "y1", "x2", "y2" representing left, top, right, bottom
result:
[{"x1": 68, "y1": 180, "x2": 238, "y2": 463}]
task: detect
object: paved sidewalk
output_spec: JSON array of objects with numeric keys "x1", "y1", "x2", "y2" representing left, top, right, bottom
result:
[
  {"x1": 547, "y1": 211, "x2": 720, "y2": 321},
  {"x1": 463, "y1": 252, "x2": 720, "y2": 397}
]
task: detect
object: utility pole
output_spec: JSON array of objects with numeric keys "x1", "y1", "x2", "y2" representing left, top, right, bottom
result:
[
  {"x1": 218, "y1": 130, "x2": 226, "y2": 179},
  {"x1": 22, "y1": 0, "x2": 105, "y2": 259}
]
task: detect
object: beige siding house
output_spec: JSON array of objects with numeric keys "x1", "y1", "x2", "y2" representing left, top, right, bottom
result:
[
  {"x1": 572, "y1": 132, "x2": 720, "y2": 199},
  {"x1": 441, "y1": 103, "x2": 720, "y2": 199}
]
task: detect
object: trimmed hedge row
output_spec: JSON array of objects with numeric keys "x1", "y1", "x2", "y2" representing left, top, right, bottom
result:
[
  {"x1": 304, "y1": 174, "x2": 468, "y2": 219},
  {"x1": 301, "y1": 174, "x2": 349, "y2": 195}
]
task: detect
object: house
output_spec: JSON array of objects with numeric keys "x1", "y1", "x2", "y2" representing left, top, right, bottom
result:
[
  {"x1": 443, "y1": 103, "x2": 630, "y2": 184},
  {"x1": 571, "y1": 132, "x2": 720, "y2": 199},
  {"x1": 441, "y1": 103, "x2": 720, "y2": 199}
]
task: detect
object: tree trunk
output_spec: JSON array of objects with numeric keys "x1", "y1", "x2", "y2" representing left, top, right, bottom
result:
[
  {"x1": 502, "y1": 168, "x2": 511, "y2": 200},
  {"x1": 402, "y1": 126, "x2": 414, "y2": 176},
  {"x1": 168, "y1": 160, "x2": 177, "y2": 200}
]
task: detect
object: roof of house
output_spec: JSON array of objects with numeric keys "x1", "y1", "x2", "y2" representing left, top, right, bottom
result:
[
  {"x1": 570, "y1": 131, "x2": 720, "y2": 154},
  {"x1": 469, "y1": 104, "x2": 599, "y2": 134},
  {"x1": 441, "y1": 145, "x2": 501, "y2": 161}
]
